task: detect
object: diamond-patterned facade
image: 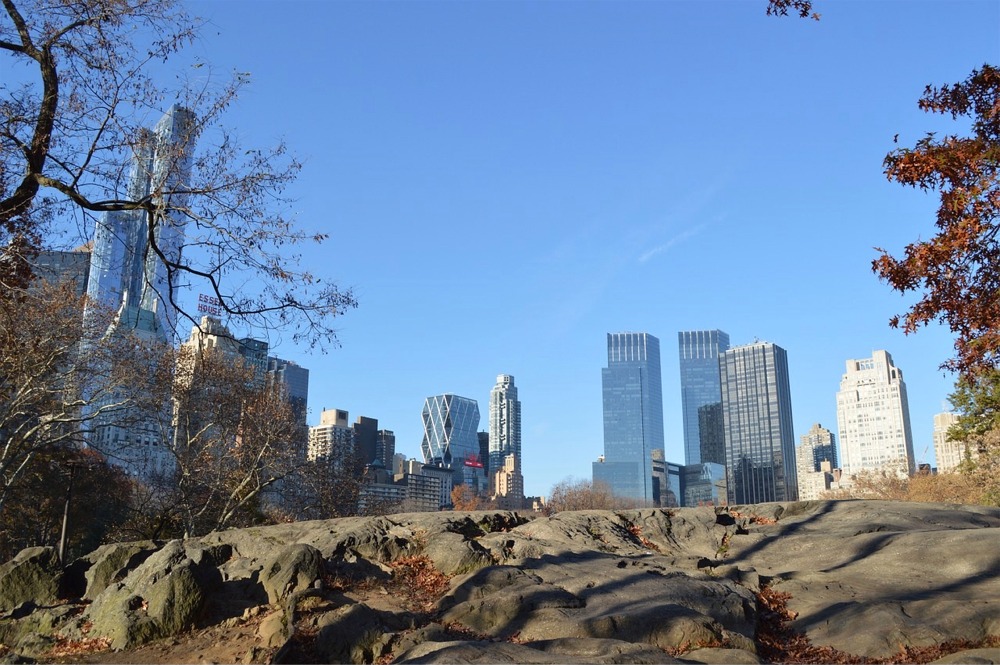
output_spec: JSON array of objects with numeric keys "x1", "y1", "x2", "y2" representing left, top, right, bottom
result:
[{"x1": 420, "y1": 394, "x2": 480, "y2": 467}]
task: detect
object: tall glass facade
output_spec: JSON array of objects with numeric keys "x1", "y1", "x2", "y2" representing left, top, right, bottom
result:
[
  {"x1": 86, "y1": 105, "x2": 196, "y2": 337},
  {"x1": 720, "y1": 342, "x2": 798, "y2": 504},
  {"x1": 678, "y1": 330, "x2": 730, "y2": 466},
  {"x1": 488, "y1": 374, "x2": 521, "y2": 473},
  {"x1": 594, "y1": 332, "x2": 664, "y2": 504},
  {"x1": 420, "y1": 394, "x2": 481, "y2": 467}
]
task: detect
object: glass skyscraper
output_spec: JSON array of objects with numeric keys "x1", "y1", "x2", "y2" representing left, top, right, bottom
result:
[
  {"x1": 719, "y1": 341, "x2": 798, "y2": 504},
  {"x1": 420, "y1": 394, "x2": 481, "y2": 467},
  {"x1": 678, "y1": 330, "x2": 730, "y2": 465},
  {"x1": 86, "y1": 105, "x2": 196, "y2": 337},
  {"x1": 594, "y1": 332, "x2": 664, "y2": 504}
]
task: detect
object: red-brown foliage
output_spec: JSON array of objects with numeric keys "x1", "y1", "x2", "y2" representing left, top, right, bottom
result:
[{"x1": 875, "y1": 65, "x2": 1000, "y2": 377}]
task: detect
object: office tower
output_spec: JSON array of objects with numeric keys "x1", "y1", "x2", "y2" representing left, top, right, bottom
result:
[
  {"x1": 489, "y1": 374, "x2": 522, "y2": 502},
  {"x1": 86, "y1": 105, "x2": 196, "y2": 338},
  {"x1": 836, "y1": 350, "x2": 916, "y2": 476},
  {"x1": 31, "y1": 246, "x2": 91, "y2": 297},
  {"x1": 239, "y1": 338, "x2": 269, "y2": 379},
  {"x1": 594, "y1": 332, "x2": 664, "y2": 504},
  {"x1": 377, "y1": 429, "x2": 396, "y2": 470},
  {"x1": 720, "y1": 341, "x2": 797, "y2": 503},
  {"x1": 478, "y1": 432, "x2": 490, "y2": 475},
  {"x1": 353, "y1": 416, "x2": 396, "y2": 471},
  {"x1": 933, "y1": 412, "x2": 967, "y2": 473},
  {"x1": 678, "y1": 330, "x2": 730, "y2": 465},
  {"x1": 420, "y1": 394, "x2": 480, "y2": 468},
  {"x1": 353, "y1": 416, "x2": 379, "y2": 466},
  {"x1": 798, "y1": 423, "x2": 838, "y2": 472},
  {"x1": 308, "y1": 408, "x2": 356, "y2": 469},
  {"x1": 266, "y1": 357, "x2": 309, "y2": 427}
]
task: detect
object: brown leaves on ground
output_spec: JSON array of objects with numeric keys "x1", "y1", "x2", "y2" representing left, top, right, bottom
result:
[
  {"x1": 625, "y1": 523, "x2": 661, "y2": 551},
  {"x1": 728, "y1": 510, "x2": 777, "y2": 525},
  {"x1": 43, "y1": 636, "x2": 113, "y2": 660},
  {"x1": 756, "y1": 583, "x2": 1000, "y2": 664},
  {"x1": 388, "y1": 555, "x2": 451, "y2": 612}
]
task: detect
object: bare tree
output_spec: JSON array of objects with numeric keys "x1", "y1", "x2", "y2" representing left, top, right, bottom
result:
[
  {"x1": 542, "y1": 477, "x2": 642, "y2": 515},
  {"x1": 165, "y1": 345, "x2": 303, "y2": 537},
  {"x1": 1, "y1": 0, "x2": 355, "y2": 346},
  {"x1": 0, "y1": 279, "x2": 167, "y2": 515}
]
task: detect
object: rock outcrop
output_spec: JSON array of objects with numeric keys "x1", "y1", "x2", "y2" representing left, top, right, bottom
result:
[{"x1": 0, "y1": 500, "x2": 997, "y2": 664}]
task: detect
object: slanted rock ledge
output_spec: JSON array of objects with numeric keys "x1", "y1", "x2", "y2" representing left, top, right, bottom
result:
[{"x1": 0, "y1": 500, "x2": 998, "y2": 664}]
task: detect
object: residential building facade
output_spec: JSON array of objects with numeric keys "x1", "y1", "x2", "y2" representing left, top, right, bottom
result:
[
  {"x1": 489, "y1": 374, "x2": 523, "y2": 504},
  {"x1": 933, "y1": 411, "x2": 967, "y2": 473}
]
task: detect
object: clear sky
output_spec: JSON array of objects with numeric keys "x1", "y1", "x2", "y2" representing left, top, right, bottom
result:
[{"x1": 172, "y1": 0, "x2": 998, "y2": 498}]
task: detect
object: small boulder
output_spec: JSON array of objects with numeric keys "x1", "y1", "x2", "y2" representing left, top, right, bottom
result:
[
  {"x1": 314, "y1": 603, "x2": 391, "y2": 664},
  {"x1": 260, "y1": 543, "x2": 323, "y2": 604},
  {"x1": 0, "y1": 547, "x2": 62, "y2": 612}
]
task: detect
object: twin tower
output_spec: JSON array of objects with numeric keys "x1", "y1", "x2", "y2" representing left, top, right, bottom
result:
[{"x1": 596, "y1": 331, "x2": 798, "y2": 506}]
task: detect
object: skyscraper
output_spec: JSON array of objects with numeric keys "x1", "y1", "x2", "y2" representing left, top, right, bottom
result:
[
  {"x1": 594, "y1": 332, "x2": 664, "y2": 504},
  {"x1": 720, "y1": 341, "x2": 797, "y2": 503},
  {"x1": 678, "y1": 330, "x2": 730, "y2": 465},
  {"x1": 86, "y1": 105, "x2": 196, "y2": 338},
  {"x1": 266, "y1": 357, "x2": 309, "y2": 427},
  {"x1": 489, "y1": 375, "x2": 521, "y2": 470},
  {"x1": 489, "y1": 374, "x2": 523, "y2": 506},
  {"x1": 836, "y1": 350, "x2": 916, "y2": 476},
  {"x1": 420, "y1": 394, "x2": 481, "y2": 468},
  {"x1": 32, "y1": 246, "x2": 91, "y2": 297}
]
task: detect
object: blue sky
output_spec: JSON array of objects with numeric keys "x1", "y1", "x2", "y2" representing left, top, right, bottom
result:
[{"x1": 174, "y1": 0, "x2": 997, "y2": 497}]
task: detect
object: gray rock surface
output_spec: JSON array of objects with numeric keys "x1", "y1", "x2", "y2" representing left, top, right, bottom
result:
[
  {"x1": 260, "y1": 542, "x2": 323, "y2": 604},
  {"x1": 78, "y1": 540, "x2": 162, "y2": 600},
  {"x1": 82, "y1": 539, "x2": 220, "y2": 649},
  {"x1": 0, "y1": 546, "x2": 61, "y2": 612},
  {"x1": 0, "y1": 500, "x2": 996, "y2": 663}
]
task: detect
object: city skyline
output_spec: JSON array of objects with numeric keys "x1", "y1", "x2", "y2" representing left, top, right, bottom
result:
[{"x1": 36, "y1": 2, "x2": 993, "y2": 497}]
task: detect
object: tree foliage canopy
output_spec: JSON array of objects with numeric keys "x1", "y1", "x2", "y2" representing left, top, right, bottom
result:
[
  {"x1": 1, "y1": 0, "x2": 355, "y2": 346},
  {"x1": 874, "y1": 65, "x2": 1000, "y2": 377}
]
